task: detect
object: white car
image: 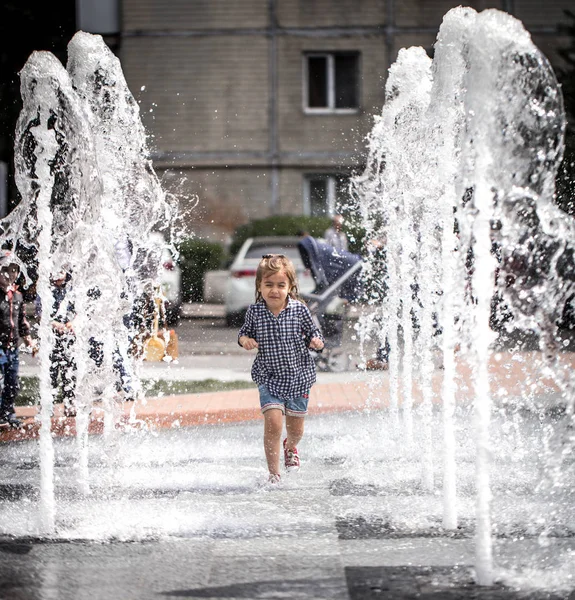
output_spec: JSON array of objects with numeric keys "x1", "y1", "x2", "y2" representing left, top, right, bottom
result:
[{"x1": 224, "y1": 236, "x2": 315, "y2": 326}]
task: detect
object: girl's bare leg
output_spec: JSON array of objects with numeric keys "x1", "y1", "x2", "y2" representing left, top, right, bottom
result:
[
  {"x1": 263, "y1": 408, "x2": 284, "y2": 474},
  {"x1": 285, "y1": 415, "x2": 304, "y2": 450}
]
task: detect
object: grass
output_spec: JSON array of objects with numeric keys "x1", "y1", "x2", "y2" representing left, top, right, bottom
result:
[
  {"x1": 15, "y1": 376, "x2": 255, "y2": 406},
  {"x1": 142, "y1": 378, "x2": 255, "y2": 398}
]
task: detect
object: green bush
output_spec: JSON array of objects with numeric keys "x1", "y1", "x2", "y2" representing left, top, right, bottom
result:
[
  {"x1": 343, "y1": 223, "x2": 367, "y2": 255},
  {"x1": 15, "y1": 377, "x2": 255, "y2": 405},
  {"x1": 229, "y1": 215, "x2": 366, "y2": 257},
  {"x1": 177, "y1": 238, "x2": 226, "y2": 302}
]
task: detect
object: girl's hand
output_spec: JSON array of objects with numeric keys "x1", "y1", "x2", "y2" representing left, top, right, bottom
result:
[
  {"x1": 239, "y1": 336, "x2": 258, "y2": 350},
  {"x1": 309, "y1": 337, "x2": 324, "y2": 350}
]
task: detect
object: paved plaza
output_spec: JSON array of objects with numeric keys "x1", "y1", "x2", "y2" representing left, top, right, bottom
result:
[
  {"x1": 0, "y1": 381, "x2": 574, "y2": 598},
  {"x1": 0, "y1": 311, "x2": 574, "y2": 598}
]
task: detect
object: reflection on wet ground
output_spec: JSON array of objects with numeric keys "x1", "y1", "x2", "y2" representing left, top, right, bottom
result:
[{"x1": 0, "y1": 410, "x2": 573, "y2": 599}]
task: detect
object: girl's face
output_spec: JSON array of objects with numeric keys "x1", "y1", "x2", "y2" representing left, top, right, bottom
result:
[{"x1": 259, "y1": 269, "x2": 289, "y2": 314}]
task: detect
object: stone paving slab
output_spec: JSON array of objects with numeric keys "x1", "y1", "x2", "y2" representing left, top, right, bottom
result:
[
  {"x1": 1, "y1": 537, "x2": 572, "y2": 600},
  {"x1": 345, "y1": 565, "x2": 571, "y2": 599}
]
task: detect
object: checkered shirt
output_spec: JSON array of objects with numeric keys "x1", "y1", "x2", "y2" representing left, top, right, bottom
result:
[{"x1": 238, "y1": 298, "x2": 323, "y2": 401}]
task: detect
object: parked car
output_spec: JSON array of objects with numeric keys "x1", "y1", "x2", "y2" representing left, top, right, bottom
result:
[
  {"x1": 224, "y1": 236, "x2": 315, "y2": 326},
  {"x1": 135, "y1": 232, "x2": 182, "y2": 325}
]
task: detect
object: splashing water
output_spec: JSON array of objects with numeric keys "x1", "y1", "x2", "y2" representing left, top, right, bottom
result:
[
  {"x1": 5, "y1": 32, "x2": 175, "y2": 533},
  {"x1": 0, "y1": 11, "x2": 573, "y2": 596},
  {"x1": 353, "y1": 7, "x2": 573, "y2": 587}
]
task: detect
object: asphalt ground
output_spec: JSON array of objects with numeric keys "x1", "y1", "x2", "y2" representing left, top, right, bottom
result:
[{"x1": 18, "y1": 306, "x2": 376, "y2": 382}]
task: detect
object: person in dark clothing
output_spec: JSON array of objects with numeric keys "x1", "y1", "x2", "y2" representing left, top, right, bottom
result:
[
  {"x1": 0, "y1": 254, "x2": 37, "y2": 427},
  {"x1": 86, "y1": 285, "x2": 136, "y2": 401},
  {"x1": 363, "y1": 238, "x2": 391, "y2": 370},
  {"x1": 36, "y1": 270, "x2": 77, "y2": 416}
]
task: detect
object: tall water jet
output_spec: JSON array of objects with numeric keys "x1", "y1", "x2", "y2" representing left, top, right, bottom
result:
[
  {"x1": 428, "y1": 5, "x2": 475, "y2": 532},
  {"x1": 461, "y1": 9, "x2": 566, "y2": 585},
  {"x1": 66, "y1": 31, "x2": 173, "y2": 257},
  {"x1": 352, "y1": 47, "x2": 433, "y2": 439},
  {"x1": 66, "y1": 31, "x2": 177, "y2": 431},
  {"x1": 354, "y1": 6, "x2": 569, "y2": 587},
  {"x1": 9, "y1": 32, "x2": 175, "y2": 532},
  {"x1": 13, "y1": 49, "x2": 106, "y2": 529}
]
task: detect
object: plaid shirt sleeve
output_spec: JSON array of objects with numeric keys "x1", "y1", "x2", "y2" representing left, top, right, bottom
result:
[
  {"x1": 300, "y1": 303, "x2": 323, "y2": 347},
  {"x1": 238, "y1": 304, "x2": 256, "y2": 346}
]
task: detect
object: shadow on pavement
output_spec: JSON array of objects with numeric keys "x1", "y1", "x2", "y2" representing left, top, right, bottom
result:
[{"x1": 161, "y1": 577, "x2": 346, "y2": 599}]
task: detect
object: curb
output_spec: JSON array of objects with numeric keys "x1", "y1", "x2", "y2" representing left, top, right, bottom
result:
[
  {"x1": 3, "y1": 350, "x2": 574, "y2": 444},
  {"x1": 1, "y1": 381, "x2": 374, "y2": 443},
  {"x1": 182, "y1": 303, "x2": 226, "y2": 319}
]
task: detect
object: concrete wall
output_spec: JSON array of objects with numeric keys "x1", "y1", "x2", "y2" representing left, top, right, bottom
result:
[
  {"x1": 395, "y1": 1, "x2": 505, "y2": 27},
  {"x1": 515, "y1": 0, "x2": 571, "y2": 29},
  {"x1": 159, "y1": 167, "x2": 272, "y2": 242},
  {"x1": 123, "y1": 0, "x2": 269, "y2": 30},
  {"x1": 120, "y1": 35, "x2": 270, "y2": 156},
  {"x1": 276, "y1": 0, "x2": 387, "y2": 27},
  {"x1": 276, "y1": 35, "x2": 385, "y2": 157},
  {"x1": 118, "y1": 0, "x2": 574, "y2": 241}
]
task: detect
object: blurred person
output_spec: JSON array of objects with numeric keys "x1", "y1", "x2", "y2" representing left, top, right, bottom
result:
[
  {"x1": 324, "y1": 214, "x2": 349, "y2": 253},
  {"x1": 0, "y1": 253, "x2": 38, "y2": 428},
  {"x1": 364, "y1": 237, "x2": 390, "y2": 370},
  {"x1": 36, "y1": 268, "x2": 77, "y2": 416},
  {"x1": 86, "y1": 285, "x2": 137, "y2": 402}
]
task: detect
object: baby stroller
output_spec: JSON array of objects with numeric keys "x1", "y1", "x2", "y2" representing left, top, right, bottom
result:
[{"x1": 297, "y1": 235, "x2": 364, "y2": 372}]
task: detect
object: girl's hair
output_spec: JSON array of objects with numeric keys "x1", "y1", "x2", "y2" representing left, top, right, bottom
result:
[{"x1": 255, "y1": 254, "x2": 300, "y2": 303}]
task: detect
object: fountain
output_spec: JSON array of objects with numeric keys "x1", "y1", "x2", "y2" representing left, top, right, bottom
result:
[
  {"x1": 5, "y1": 31, "x2": 175, "y2": 532},
  {"x1": 0, "y1": 8, "x2": 573, "y2": 598},
  {"x1": 352, "y1": 6, "x2": 574, "y2": 588}
]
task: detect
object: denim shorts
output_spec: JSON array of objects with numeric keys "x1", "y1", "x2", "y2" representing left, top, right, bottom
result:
[{"x1": 258, "y1": 384, "x2": 309, "y2": 417}]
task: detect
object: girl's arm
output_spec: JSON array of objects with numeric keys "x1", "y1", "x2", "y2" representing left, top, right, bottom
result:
[
  {"x1": 238, "y1": 305, "x2": 257, "y2": 349},
  {"x1": 239, "y1": 335, "x2": 258, "y2": 350},
  {"x1": 301, "y1": 304, "x2": 324, "y2": 349}
]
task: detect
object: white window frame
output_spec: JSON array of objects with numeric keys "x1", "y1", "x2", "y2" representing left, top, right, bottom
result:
[
  {"x1": 303, "y1": 52, "x2": 359, "y2": 115},
  {"x1": 303, "y1": 175, "x2": 338, "y2": 216}
]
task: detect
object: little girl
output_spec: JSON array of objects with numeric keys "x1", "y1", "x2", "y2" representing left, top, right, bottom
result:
[{"x1": 238, "y1": 254, "x2": 324, "y2": 484}]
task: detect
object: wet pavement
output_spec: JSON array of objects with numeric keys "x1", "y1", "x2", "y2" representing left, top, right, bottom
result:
[
  {"x1": 1, "y1": 308, "x2": 574, "y2": 598},
  {"x1": 0, "y1": 407, "x2": 574, "y2": 599}
]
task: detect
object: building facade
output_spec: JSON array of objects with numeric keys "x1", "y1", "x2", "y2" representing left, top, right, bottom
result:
[{"x1": 115, "y1": 0, "x2": 572, "y2": 241}]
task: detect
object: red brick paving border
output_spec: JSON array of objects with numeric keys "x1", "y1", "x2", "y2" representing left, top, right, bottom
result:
[{"x1": 1, "y1": 351, "x2": 573, "y2": 443}]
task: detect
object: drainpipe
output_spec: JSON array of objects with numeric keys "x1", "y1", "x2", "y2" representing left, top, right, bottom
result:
[
  {"x1": 501, "y1": 0, "x2": 516, "y2": 14},
  {"x1": 385, "y1": 0, "x2": 395, "y2": 72},
  {"x1": 269, "y1": 0, "x2": 279, "y2": 214}
]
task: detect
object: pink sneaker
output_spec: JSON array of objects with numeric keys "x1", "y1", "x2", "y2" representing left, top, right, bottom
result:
[
  {"x1": 283, "y1": 438, "x2": 300, "y2": 471},
  {"x1": 268, "y1": 473, "x2": 281, "y2": 484}
]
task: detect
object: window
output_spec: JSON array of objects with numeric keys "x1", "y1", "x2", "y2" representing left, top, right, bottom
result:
[
  {"x1": 304, "y1": 174, "x2": 350, "y2": 216},
  {"x1": 304, "y1": 52, "x2": 360, "y2": 112}
]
